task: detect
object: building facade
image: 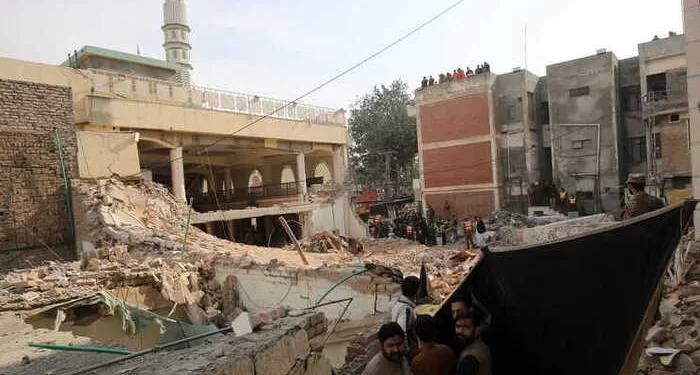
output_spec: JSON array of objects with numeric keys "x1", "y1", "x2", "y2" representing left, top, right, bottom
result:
[
  {"x1": 639, "y1": 34, "x2": 691, "y2": 197},
  {"x1": 545, "y1": 51, "x2": 622, "y2": 213},
  {"x1": 414, "y1": 73, "x2": 500, "y2": 219},
  {"x1": 685, "y1": 0, "x2": 700, "y2": 237},
  {"x1": 415, "y1": 33, "x2": 693, "y2": 218}
]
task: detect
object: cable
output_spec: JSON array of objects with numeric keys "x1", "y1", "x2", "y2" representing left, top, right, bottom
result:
[{"x1": 115, "y1": 0, "x2": 469, "y2": 178}]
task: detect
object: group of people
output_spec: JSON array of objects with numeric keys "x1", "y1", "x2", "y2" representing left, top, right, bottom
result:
[
  {"x1": 363, "y1": 276, "x2": 491, "y2": 375},
  {"x1": 420, "y1": 62, "x2": 491, "y2": 88},
  {"x1": 551, "y1": 173, "x2": 665, "y2": 219}
]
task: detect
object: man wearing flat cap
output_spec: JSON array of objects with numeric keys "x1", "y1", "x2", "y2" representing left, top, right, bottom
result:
[{"x1": 621, "y1": 173, "x2": 664, "y2": 220}]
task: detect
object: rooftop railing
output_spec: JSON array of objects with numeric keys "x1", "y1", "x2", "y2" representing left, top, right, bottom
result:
[{"x1": 87, "y1": 69, "x2": 346, "y2": 126}]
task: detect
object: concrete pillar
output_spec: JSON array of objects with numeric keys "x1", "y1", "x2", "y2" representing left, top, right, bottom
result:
[
  {"x1": 226, "y1": 221, "x2": 235, "y2": 241},
  {"x1": 296, "y1": 153, "x2": 308, "y2": 196},
  {"x1": 223, "y1": 168, "x2": 233, "y2": 198},
  {"x1": 333, "y1": 146, "x2": 346, "y2": 183},
  {"x1": 170, "y1": 147, "x2": 186, "y2": 202}
]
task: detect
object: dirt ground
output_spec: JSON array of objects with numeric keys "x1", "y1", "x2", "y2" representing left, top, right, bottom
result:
[{"x1": 0, "y1": 311, "x2": 97, "y2": 369}]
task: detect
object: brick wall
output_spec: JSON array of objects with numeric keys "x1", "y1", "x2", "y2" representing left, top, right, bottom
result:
[
  {"x1": 423, "y1": 141, "x2": 493, "y2": 188},
  {"x1": 0, "y1": 79, "x2": 77, "y2": 253},
  {"x1": 426, "y1": 190, "x2": 496, "y2": 219},
  {"x1": 419, "y1": 93, "x2": 490, "y2": 143},
  {"x1": 660, "y1": 121, "x2": 691, "y2": 175}
]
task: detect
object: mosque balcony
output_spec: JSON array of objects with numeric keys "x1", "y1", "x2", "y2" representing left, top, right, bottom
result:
[{"x1": 86, "y1": 69, "x2": 346, "y2": 127}]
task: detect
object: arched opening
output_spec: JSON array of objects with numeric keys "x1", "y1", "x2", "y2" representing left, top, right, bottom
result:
[
  {"x1": 314, "y1": 162, "x2": 332, "y2": 184},
  {"x1": 248, "y1": 169, "x2": 263, "y2": 194},
  {"x1": 280, "y1": 165, "x2": 296, "y2": 184}
]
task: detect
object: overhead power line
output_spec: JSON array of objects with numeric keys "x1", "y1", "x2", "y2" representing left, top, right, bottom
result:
[{"x1": 122, "y1": 0, "x2": 470, "y2": 177}]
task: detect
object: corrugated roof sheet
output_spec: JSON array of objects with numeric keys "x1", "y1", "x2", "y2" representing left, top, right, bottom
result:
[{"x1": 61, "y1": 45, "x2": 181, "y2": 71}]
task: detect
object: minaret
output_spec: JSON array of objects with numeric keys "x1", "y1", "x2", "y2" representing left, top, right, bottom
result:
[{"x1": 162, "y1": 0, "x2": 192, "y2": 85}]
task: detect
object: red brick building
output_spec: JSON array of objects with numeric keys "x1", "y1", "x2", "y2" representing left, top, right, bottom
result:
[{"x1": 414, "y1": 74, "x2": 500, "y2": 219}]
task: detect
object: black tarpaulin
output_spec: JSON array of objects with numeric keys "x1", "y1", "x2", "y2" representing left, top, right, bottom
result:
[{"x1": 437, "y1": 201, "x2": 696, "y2": 375}]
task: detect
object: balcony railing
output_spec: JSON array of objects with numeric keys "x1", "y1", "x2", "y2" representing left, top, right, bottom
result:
[
  {"x1": 641, "y1": 90, "x2": 688, "y2": 116},
  {"x1": 192, "y1": 181, "x2": 300, "y2": 207},
  {"x1": 86, "y1": 69, "x2": 346, "y2": 126}
]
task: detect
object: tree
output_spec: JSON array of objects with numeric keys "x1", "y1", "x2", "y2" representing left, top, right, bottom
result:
[{"x1": 348, "y1": 80, "x2": 417, "y2": 197}]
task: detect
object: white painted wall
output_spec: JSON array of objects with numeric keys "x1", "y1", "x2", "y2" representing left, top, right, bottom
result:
[{"x1": 310, "y1": 194, "x2": 367, "y2": 238}]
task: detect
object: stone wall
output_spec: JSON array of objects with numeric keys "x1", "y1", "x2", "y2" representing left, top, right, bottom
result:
[
  {"x1": 0, "y1": 79, "x2": 77, "y2": 254},
  {"x1": 97, "y1": 313, "x2": 333, "y2": 375}
]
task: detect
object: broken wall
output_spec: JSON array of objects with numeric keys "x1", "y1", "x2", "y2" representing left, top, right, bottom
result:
[
  {"x1": 309, "y1": 194, "x2": 368, "y2": 238},
  {"x1": 0, "y1": 79, "x2": 77, "y2": 255},
  {"x1": 76, "y1": 131, "x2": 140, "y2": 178}
]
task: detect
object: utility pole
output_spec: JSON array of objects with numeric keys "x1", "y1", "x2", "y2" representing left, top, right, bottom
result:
[{"x1": 379, "y1": 151, "x2": 394, "y2": 201}]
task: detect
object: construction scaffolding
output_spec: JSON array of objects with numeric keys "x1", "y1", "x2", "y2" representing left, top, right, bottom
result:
[{"x1": 641, "y1": 89, "x2": 689, "y2": 197}]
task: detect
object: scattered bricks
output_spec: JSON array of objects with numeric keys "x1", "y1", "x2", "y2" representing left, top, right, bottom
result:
[
  {"x1": 684, "y1": 295, "x2": 700, "y2": 304},
  {"x1": 675, "y1": 353, "x2": 698, "y2": 373},
  {"x1": 646, "y1": 326, "x2": 667, "y2": 344},
  {"x1": 690, "y1": 350, "x2": 700, "y2": 366},
  {"x1": 648, "y1": 370, "x2": 675, "y2": 375},
  {"x1": 73, "y1": 278, "x2": 97, "y2": 287},
  {"x1": 252, "y1": 306, "x2": 287, "y2": 327}
]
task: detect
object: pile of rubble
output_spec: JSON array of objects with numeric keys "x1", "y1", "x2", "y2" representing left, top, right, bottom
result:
[
  {"x1": 487, "y1": 211, "x2": 617, "y2": 247},
  {"x1": 296, "y1": 231, "x2": 364, "y2": 255},
  {"x1": 361, "y1": 239, "x2": 480, "y2": 299},
  {"x1": 638, "y1": 230, "x2": 700, "y2": 375},
  {"x1": 0, "y1": 244, "x2": 204, "y2": 313}
]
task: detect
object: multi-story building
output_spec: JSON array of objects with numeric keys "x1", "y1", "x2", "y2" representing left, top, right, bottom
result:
[
  {"x1": 414, "y1": 33, "x2": 692, "y2": 218},
  {"x1": 639, "y1": 34, "x2": 691, "y2": 196},
  {"x1": 0, "y1": 0, "x2": 365, "y2": 252},
  {"x1": 412, "y1": 68, "x2": 540, "y2": 219},
  {"x1": 684, "y1": 0, "x2": 700, "y2": 237},
  {"x1": 413, "y1": 73, "x2": 500, "y2": 219},
  {"x1": 545, "y1": 50, "x2": 623, "y2": 213}
]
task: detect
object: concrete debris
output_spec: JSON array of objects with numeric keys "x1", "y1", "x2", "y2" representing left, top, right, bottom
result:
[
  {"x1": 296, "y1": 231, "x2": 364, "y2": 254},
  {"x1": 638, "y1": 229, "x2": 700, "y2": 375},
  {"x1": 487, "y1": 211, "x2": 616, "y2": 247},
  {"x1": 361, "y1": 238, "x2": 480, "y2": 299}
]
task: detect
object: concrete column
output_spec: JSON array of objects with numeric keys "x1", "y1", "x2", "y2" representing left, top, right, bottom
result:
[
  {"x1": 332, "y1": 146, "x2": 346, "y2": 183},
  {"x1": 170, "y1": 147, "x2": 186, "y2": 202},
  {"x1": 223, "y1": 168, "x2": 233, "y2": 198},
  {"x1": 296, "y1": 153, "x2": 308, "y2": 196},
  {"x1": 226, "y1": 221, "x2": 235, "y2": 241}
]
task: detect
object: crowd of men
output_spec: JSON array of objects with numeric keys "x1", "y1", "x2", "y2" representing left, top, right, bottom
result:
[
  {"x1": 363, "y1": 276, "x2": 492, "y2": 375},
  {"x1": 421, "y1": 62, "x2": 491, "y2": 88},
  {"x1": 360, "y1": 173, "x2": 668, "y2": 375}
]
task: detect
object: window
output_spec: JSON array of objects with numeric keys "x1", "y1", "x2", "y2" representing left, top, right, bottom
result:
[
  {"x1": 183, "y1": 50, "x2": 188, "y2": 60},
  {"x1": 148, "y1": 82, "x2": 157, "y2": 95},
  {"x1": 171, "y1": 30, "x2": 176, "y2": 39},
  {"x1": 168, "y1": 85, "x2": 173, "y2": 99},
  {"x1": 131, "y1": 79, "x2": 136, "y2": 92},
  {"x1": 569, "y1": 86, "x2": 590, "y2": 97},
  {"x1": 669, "y1": 113, "x2": 680, "y2": 122},
  {"x1": 540, "y1": 101, "x2": 550, "y2": 124},
  {"x1": 627, "y1": 137, "x2": 646, "y2": 164},
  {"x1": 647, "y1": 73, "x2": 667, "y2": 98},
  {"x1": 506, "y1": 105, "x2": 516, "y2": 122},
  {"x1": 571, "y1": 139, "x2": 592, "y2": 150}
]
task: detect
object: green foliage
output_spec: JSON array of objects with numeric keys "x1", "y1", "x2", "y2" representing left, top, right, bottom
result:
[{"x1": 348, "y1": 80, "x2": 417, "y2": 190}]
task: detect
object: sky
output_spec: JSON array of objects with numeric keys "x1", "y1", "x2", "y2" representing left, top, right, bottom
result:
[{"x1": 0, "y1": 0, "x2": 683, "y2": 110}]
